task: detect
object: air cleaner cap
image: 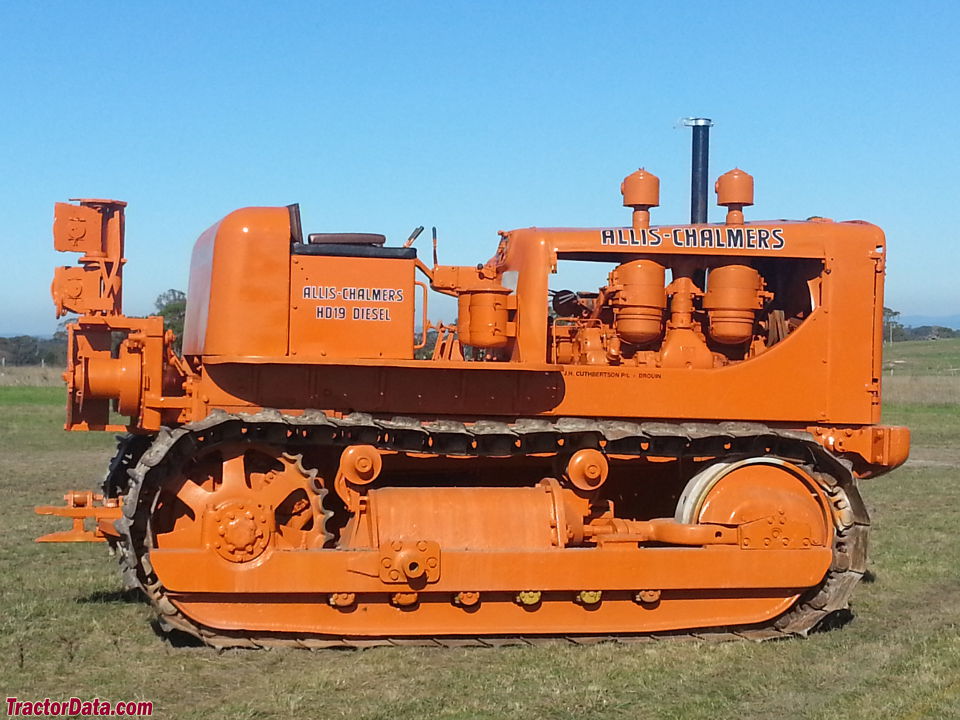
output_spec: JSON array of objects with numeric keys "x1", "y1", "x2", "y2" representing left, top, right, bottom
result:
[
  {"x1": 715, "y1": 168, "x2": 754, "y2": 208},
  {"x1": 621, "y1": 168, "x2": 660, "y2": 209}
]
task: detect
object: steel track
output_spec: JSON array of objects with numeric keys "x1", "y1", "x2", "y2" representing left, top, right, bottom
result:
[{"x1": 107, "y1": 410, "x2": 870, "y2": 649}]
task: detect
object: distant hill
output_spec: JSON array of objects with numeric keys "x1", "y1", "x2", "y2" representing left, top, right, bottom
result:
[{"x1": 900, "y1": 315, "x2": 960, "y2": 330}]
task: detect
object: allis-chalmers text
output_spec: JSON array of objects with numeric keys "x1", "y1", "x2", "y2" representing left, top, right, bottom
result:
[{"x1": 600, "y1": 227, "x2": 786, "y2": 250}]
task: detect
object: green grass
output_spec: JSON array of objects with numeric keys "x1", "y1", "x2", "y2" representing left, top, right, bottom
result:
[
  {"x1": 884, "y1": 337, "x2": 960, "y2": 375},
  {"x1": 884, "y1": 403, "x2": 960, "y2": 446},
  {"x1": 1, "y1": 387, "x2": 958, "y2": 719},
  {"x1": 0, "y1": 385, "x2": 64, "y2": 406}
]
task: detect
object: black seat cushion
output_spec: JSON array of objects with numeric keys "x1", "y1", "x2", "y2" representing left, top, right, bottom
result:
[
  {"x1": 292, "y1": 243, "x2": 416, "y2": 260},
  {"x1": 307, "y1": 233, "x2": 386, "y2": 246}
]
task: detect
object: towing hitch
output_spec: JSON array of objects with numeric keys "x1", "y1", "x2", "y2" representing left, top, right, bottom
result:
[{"x1": 35, "y1": 490, "x2": 122, "y2": 543}]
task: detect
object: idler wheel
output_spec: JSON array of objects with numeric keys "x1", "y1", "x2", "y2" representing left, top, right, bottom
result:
[{"x1": 676, "y1": 458, "x2": 832, "y2": 548}]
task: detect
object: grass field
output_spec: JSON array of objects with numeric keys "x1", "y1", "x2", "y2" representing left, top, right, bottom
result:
[
  {"x1": 2, "y1": 345, "x2": 959, "y2": 719},
  {"x1": 0, "y1": 365, "x2": 65, "y2": 387},
  {"x1": 885, "y1": 338, "x2": 960, "y2": 375}
]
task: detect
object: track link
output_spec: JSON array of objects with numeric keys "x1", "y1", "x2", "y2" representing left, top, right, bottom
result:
[{"x1": 112, "y1": 410, "x2": 870, "y2": 649}]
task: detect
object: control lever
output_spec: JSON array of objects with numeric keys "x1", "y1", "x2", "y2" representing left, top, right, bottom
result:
[{"x1": 403, "y1": 225, "x2": 424, "y2": 248}]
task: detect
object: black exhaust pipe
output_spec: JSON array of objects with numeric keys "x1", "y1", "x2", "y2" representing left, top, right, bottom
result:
[{"x1": 684, "y1": 117, "x2": 713, "y2": 224}]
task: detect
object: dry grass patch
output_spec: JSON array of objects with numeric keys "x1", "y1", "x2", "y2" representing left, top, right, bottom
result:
[
  {"x1": 0, "y1": 366, "x2": 66, "y2": 387},
  {"x1": 883, "y1": 375, "x2": 960, "y2": 405}
]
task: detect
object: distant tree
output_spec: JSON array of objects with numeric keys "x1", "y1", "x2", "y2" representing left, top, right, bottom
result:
[
  {"x1": 882, "y1": 307, "x2": 907, "y2": 343},
  {"x1": 902, "y1": 325, "x2": 958, "y2": 341},
  {"x1": 0, "y1": 333, "x2": 67, "y2": 366},
  {"x1": 155, "y1": 289, "x2": 186, "y2": 354},
  {"x1": 5, "y1": 335, "x2": 40, "y2": 365},
  {"x1": 53, "y1": 318, "x2": 71, "y2": 343},
  {"x1": 39, "y1": 344, "x2": 63, "y2": 366},
  {"x1": 414, "y1": 328, "x2": 439, "y2": 359}
]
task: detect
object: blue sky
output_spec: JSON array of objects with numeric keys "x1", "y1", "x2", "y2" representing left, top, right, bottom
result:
[{"x1": 1, "y1": 1, "x2": 957, "y2": 335}]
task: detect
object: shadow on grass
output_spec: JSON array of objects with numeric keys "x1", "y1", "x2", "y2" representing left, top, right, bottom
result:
[
  {"x1": 149, "y1": 621, "x2": 206, "y2": 648},
  {"x1": 812, "y1": 608, "x2": 854, "y2": 633},
  {"x1": 77, "y1": 588, "x2": 145, "y2": 605},
  {"x1": 77, "y1": 590, "x2": 227, "y2": 650}
]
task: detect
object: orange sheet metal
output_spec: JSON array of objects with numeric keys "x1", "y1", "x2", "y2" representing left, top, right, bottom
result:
[
  {"x1": 169, "y1": 592, "x2": 800, "y2": 637},
  {"x1": 149, "y1": 546, "x2": 831, "y2": 594}
]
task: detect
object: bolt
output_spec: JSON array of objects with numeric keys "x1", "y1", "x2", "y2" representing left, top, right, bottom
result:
[
  {"x1": 416, "y1": 540, "x2": 428, "y2": 552},
  {"x1": 238, "y1": 504, "x2": 244, "y2": 510},
  {"x1": 389, "y1": 569, "x2": 400, "y2": 581},
  {"x1": 764, "y1": 538, "x2": 771, "y2": 547},
  {"x1": 391, "y1": 592, "x2": 418, "y2": 607},
  {"x1": 427, "y1": 557, "x2": 438, "y2": 569},
  {"x1": 381, "y1": 557, "x2": 392, "y2": 568},
  {"x1": 328, "y1": 592, "x2": 356, "y2": 608},
  {"x1": 455, "y1": 591, "x2": 480, "y2": 607},
  {"x1": 245, "y1": 511, "x2": 254, "y2": 519},
  {"x1": 578, "y1": 590, "x2": 602, "y2": 605},
  {"x1": 228, "y1": 512, "x2": 236, "y2": 520},
  {"x1": 635, "y1": 590, "x2": 661, "y2": 604},
  {"x1": 218, "y1": 525, "x2": 225, "y2": 535},
  {"x1": 516, "y1": 590, "x2": 541, "y2": 606},
  {"x1": 356, "y1": 457, "x2": 372, "y2": 473},
  {"x1": 392, "y1": 541, "x2": 403, "y2": 552}
]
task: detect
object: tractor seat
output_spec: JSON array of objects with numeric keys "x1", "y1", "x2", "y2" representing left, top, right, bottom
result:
[{"x1": 307, "y1": 233, "x2": 385, "y2": 246}]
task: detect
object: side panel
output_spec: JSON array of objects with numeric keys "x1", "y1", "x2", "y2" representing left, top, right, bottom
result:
[
  {"x1": 497, "y1": 222, "x2": 886, "y2": 425},
  {"x1": 820, "y1": 223, "x2": 885, "y2": 423},
  {"x1": 290, "y1": 255, "x2": 415, "y2": 360},
  {"x1": 201, "y1": 363, "x2": 564, "y2": 416}
]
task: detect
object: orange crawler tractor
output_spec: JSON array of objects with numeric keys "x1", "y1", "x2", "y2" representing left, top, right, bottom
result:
[{"x1": 40, "y1": 121, "x2": 909, "y2": 647}]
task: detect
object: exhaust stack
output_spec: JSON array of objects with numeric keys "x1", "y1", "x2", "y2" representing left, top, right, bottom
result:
[{"x1": 683, "y1": 117, "x2": 713, "y2": 224}]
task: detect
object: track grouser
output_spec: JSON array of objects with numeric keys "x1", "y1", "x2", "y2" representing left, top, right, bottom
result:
[{"x1": 38, "y1": 123, "x2": 909, "y2": 647}]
